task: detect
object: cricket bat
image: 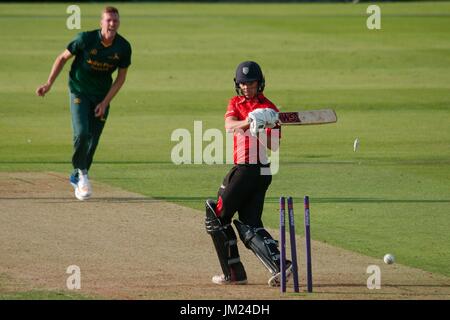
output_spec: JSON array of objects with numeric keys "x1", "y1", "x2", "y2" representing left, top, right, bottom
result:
[{"x1": 278, "y1": 109, "x2": 337, "y2": 125}]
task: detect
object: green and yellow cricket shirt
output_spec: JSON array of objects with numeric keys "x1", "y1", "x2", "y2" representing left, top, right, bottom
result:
[{"x1": 66, "y1": 29, "x2": 132, "y2": 96}]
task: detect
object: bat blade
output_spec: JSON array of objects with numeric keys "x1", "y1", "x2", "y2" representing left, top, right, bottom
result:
[{"x1": 278, "y1": 109, "x2": 337, "y2": 125}]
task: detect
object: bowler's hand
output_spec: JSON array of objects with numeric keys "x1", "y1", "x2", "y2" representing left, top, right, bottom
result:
[
  {"x1": 36, "y1": 83, "x2": 51, "y2": 97},
  {"x1": 95, "y1": 101, "x2": 108, "y2": 119}
]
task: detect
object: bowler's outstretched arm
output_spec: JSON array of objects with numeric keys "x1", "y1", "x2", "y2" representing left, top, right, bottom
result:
[{"x1": 36, "y1": 49, "x2": 73, "y2": 97}]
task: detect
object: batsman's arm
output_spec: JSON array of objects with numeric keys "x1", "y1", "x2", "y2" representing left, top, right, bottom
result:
[
  {"x1": 95, "y1": 67, "x2": 128, "y2": 118},
  {"x1": 225, "y1": 116, "x2": 250, "y2": 132},
  {"x1": 36, "y1": 49, "x2": 73, "y2": 97}
]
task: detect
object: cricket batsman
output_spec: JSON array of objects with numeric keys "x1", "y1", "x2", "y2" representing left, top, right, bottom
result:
[
  {"x1": 205, "y1": 61, "x2": 292, "y2": 286},
  {"x1": 36, "y1": 6, "x2": 131, "y2": 200}
]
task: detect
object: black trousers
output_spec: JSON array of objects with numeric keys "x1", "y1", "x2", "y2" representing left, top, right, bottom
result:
[{"x1": 217, "y1": 164, "x2": 272, "y2": 228}]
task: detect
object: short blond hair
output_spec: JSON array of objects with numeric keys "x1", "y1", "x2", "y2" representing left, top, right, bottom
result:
[{"x1": 102, "y1": 6, "x2": 119, "y2": 17}]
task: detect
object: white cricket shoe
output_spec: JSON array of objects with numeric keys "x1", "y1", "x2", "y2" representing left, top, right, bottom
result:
[
  {"x1": 268, "y1": 261, "x2": 293, "y2": 287},
  {"x1": 75, "y1": 170, "x2": 92, "y2": 201},
  {"x1": 211, "y1": 274, "x2": 247, "y2": 285}
]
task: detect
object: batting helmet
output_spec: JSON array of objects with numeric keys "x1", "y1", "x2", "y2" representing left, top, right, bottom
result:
[{"x1": 234, "y1": 61, "x2": 265, "y2": 95}]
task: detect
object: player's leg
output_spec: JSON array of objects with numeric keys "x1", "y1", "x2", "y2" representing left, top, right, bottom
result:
[
  {"x1": 216, "y1": 165, "x2": 258, "y2": 224},
  {"x1": 69, "y1": 92, "x2": 93, "y2": 200},
  {"x1": 205, "y1": 199, "x2": 247, "y2": 285},
  {"x1": 234, "y1": 172, "x2": 293, "y2": 286},
  {"x1": 86, "y1": 103, "x2": 109, "y2": 172},
  {"x1": 233, "y1": 174, "x2": 279, "y2": 275},
  {"x1": 205, "y1": 165, "x2": 257, "y2": 284}
]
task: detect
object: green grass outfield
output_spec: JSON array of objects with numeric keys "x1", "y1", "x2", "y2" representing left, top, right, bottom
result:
[{"x1": 0, "y1": 1, "x2": 449, "y2": 297}]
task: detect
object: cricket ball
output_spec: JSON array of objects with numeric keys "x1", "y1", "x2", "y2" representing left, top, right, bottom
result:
[{"x1": 383, "y1": 254, "x2": 395, "y2": 265}]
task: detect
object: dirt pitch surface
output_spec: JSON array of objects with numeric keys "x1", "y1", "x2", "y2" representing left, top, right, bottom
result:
[{"x1": 0, "y1": 172, "x2": 449, "y2": 300}]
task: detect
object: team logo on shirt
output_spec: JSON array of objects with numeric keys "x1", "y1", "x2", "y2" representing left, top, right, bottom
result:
[
  {"x1": 87, "y1": 59, "x2": 114, "y2": 71},
  {"x1": 90, "y1": 49, "x2": 97, "y2": 55},
  {"x1": 108, "y1": 53, "x2": 120, "y2": 60},
  {"x1": 242, "y1": 67, "x2": 249, "y2": 75},
  {"x1": 73, "y1": 98, "x2": 81, "y2": 104}
]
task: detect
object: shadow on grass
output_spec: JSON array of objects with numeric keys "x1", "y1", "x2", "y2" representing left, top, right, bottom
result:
[
  {"x1": 0, "y1": 196, "x2": 449, "y2": 204},
  {"x1": 1, "y1": 159, "x2": 449, "y2": 165}
]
